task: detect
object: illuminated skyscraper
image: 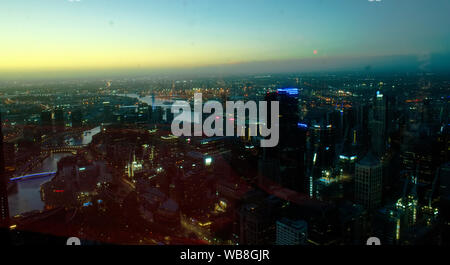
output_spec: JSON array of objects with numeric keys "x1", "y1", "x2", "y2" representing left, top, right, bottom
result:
[
  {"x1": 396, "y1": 175, "x2": 418, "y2": 230},
  {"x1": 307, "y1": 121, "x2": 336, "y2": 197},
  {"x1": 370, "y1": 91, "x2": 387, "y2": 157},
  {"x1": 309, "y1": 122, "x2": 335, "y2": 170}
]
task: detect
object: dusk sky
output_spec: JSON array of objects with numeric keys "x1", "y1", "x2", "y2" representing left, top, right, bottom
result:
[{"x1": 1, "y1": 0, "x2": 449, "y2": 75}]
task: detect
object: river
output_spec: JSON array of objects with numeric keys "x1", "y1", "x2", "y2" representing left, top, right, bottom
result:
[
  {"x1": 7, "y1": 126, "x2": 101, "y2": 217},
  {"x1": 123, "y1": 93, "x2": 202, "y2": 123},
  {"x1": 8, "y1": 153, "x2": 72, "y2": 217}
]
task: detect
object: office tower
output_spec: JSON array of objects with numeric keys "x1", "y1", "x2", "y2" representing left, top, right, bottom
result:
[
  {"x1": 137, "y1": 104, "x2": 148, "y2": 124},
  {"x1": 421, "y1": 98, "x2": 434, "y2": 124},
  {"x1": 239, "y1": 193, "x2": 282, "y2": 245},
  {"x1": 309, "y1": 122, "x2": 335, "y2": 169},
  {"x1": 437, "y1": 124, "x2": 449, "y2": 166},
  {"x1": 328, "y1": 109, "x2": 344, "y2": 140},
  {"x1": 386, "y1": 95, "x2": 398, "y2": 135},
  {"x1": 438, "y1": 163, "x2": 450, "y2": 243},
  {"x1": 103, "y1": 101, "x2": 113, "y2": 123},
  {"x1": 0, "y1": 112, "x2": 10, "y2": 228},
  {"x1": 71, "y1": 109, "x2": 83, "y2": 128},
  {"x1": 401, "y1": 136, "x2": 437, "y2": 190},
  {"x1": 355, "y1": 104, "x2": 370, "y2": 153},
  {"x1": 369, "y1": 119, "x2": 384, "y2": 158},
  {"x1": 370, "y1": 91, "x2": 387, "y2": 157},
  {"x1": 440, "y1": 163, "x2": 450, "y2": 201},
  {"x1": 373, "y1": 91, "x2": 387, "y2": 128},
  {"x1": 374, "y1": 175, "x2": 419, "y2": 245},
  {"x1": 40, "y1": 109, "x2": 52, "y2": 131},
  {"x1": 339, "y1": 202, "x2": 367, "y2": 245},
  {"x1": 276, "y1": 218, "x2": 307, "y2": 245},
  {"x1": 339, "y1": 147, "x2": 358, "y2": 176},
  {"x1": 373, "y1": 206, "x2": 401, "y2": 245},
  {"x1": 338, "y1": 142, "x2": 358, "y2": 201},
  {"x1": 307, "y1": 121, "x2": 335, "y2": 197},
  {"x1": 259, "y1": 88, "x2": 306, "y2": 193},
  {"x1": 54, "y1": 108, "x2": 64, "y2": 131},
  {"x1": 342, "y1": 108, "x2": 357, "y2": 141},
  {"x1": 147, "y1": 105, "x2": 156, "y2": 129},
  {"x1": 340, "y1": 107, "x2": 360, "y2": 170},
  {"x1": 151, "y1": 93, "x2": 156, "y2": 108},
  {"x1": 396, "y1": 175, "x2": 418, "y2": 230},
  {"x1": 355, "y1": 152, "x2": 382, "y2": 209}
]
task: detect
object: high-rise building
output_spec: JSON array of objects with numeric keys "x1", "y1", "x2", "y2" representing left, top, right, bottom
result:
[
  {"x1": 370, "y1": 91, "x2": 387, "y2": 157},
  {"x1": 338, "y1": 202, "x2": 367, "y2": 245},
  {"x1": 137, "y1": 103, "x2": 149, "y2": 124},
  {"x1": 373, "y1": 91, "x2": 387, "y2": 129},
  {"x1": 373, "y1": 205, "x2": 401, "y2": 245},
  {"x1": 342, "y1": 108, "x2": 357, "y2": 142},
  {"x1": 309, "y1": 122, "x2": 335, "y2": 170},
  {"x1": 54, "y1": 108, "x2": 64, "y2": 131},
  {"x1": 40, "y1": 110, "x2": 52, "y2": 132},
  {"x1": 103, "y1": 101, "x2": 113, "y2": 123},
  {"x1": 71, "y1": 109, "x2": 83, "y2": 128},
  {"x1": 355, "y1": 152, "x2": 382, "y2": 209},
  {"x1": 374, "y1": 176, "x2": 419, "y2": 245},
  {"x1": 437, "y1": 124, "x2": 449, "y2": 165},
  {"x1": 338, "y1": 148, "x2": 358, "y2": 176},
  {"x1": 0, "y1": 112, "x2": 10, "y2": 228},
  {"x1": 438, "y1": 163, "x2": 450, "y2": 243},
  {"x1": 307, "y1": 121, "x2": 335, "y2": 197},
  {"x1": 355, "y1": 103, "x2": 370, "y2": 154},
  {"x1": 239, "y1": 193, "x2": 282, "y2": 245},
  {"x1": 440, "y1": 163, "x2": 450, "y2": 201},
  {"x1": 396, "y1": 176, "x2": 418, "y2": 230},
  {"x1": 338, "y1": 143, "x2": 358, "y2": 200},
  {"x1": 276, "y1": 218, "x2": 307, "y2": 245},
  {"x1": 259, "y1": 88, "x2": 307, "y2": 193},
  {"x1": 400, "y1": 135, "x2": 438, "y2": 203}
]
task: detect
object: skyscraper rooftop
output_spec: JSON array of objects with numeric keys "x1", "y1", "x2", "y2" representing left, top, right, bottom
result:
[{"x1": 358, "y1": 151, "x2": 380, "y2": 167}]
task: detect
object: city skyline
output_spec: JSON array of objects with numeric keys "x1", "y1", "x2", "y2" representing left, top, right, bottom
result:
[
  {"x1": 1, "y1": 71, "x2": 449, "y2": 246},
  {"x1": 0, "y1": 0, "x2": 449, "y2": 250}
]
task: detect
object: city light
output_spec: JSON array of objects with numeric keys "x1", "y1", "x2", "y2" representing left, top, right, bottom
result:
[
  {"x1": 0, "y1": 0, "x2": 447, "y2": 251},
  {"x1": 277, "y1": 88, "x2": 299, "y2": 96}
]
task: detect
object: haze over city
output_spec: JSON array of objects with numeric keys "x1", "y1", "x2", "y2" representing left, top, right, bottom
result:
[{"x1": 1, "y1": 0, "x2": 449, "y2": 79}]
